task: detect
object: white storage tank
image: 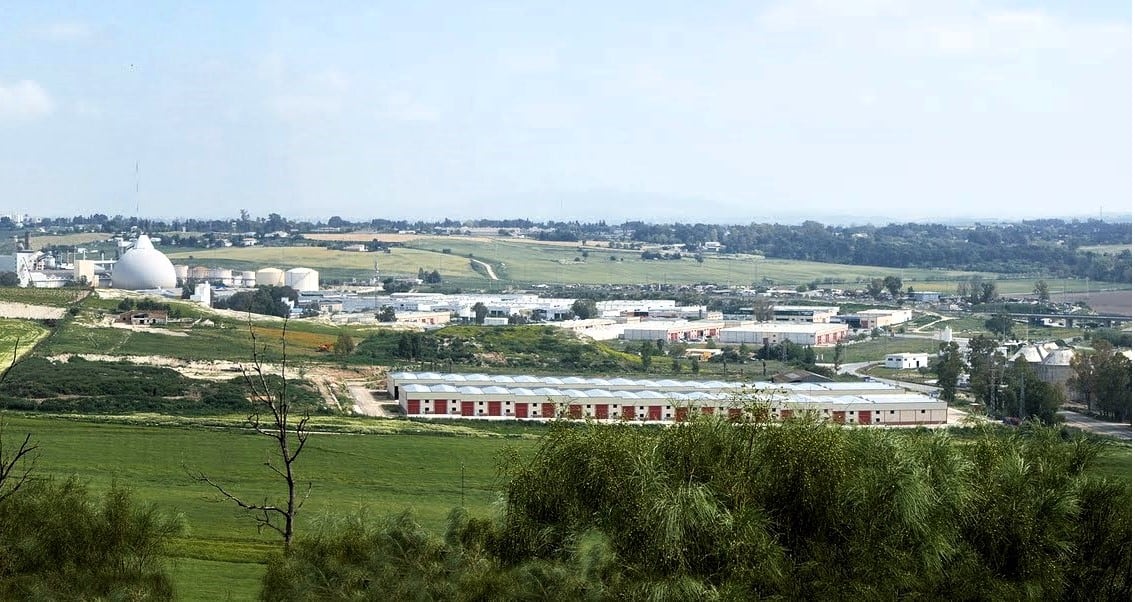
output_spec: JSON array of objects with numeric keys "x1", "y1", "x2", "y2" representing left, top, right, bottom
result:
[
  {"x1": 174, "y1": 265, "x2": 189, "y2": 281},
  {"x1": 208, "y1": 267, "x2": 233, "y2": 283},
  {"x1": 285, "y1": 267, "x2": 319, "y2": 292},
  {"x1": 240, "y1": 270, "x2": 257, "y2": 287},
  {"x1": 255, "y1": 267, "x2": 285, "y2": 286},
  {"x1": 189, "y1": 266, "x2": 210, "y2": 280}
]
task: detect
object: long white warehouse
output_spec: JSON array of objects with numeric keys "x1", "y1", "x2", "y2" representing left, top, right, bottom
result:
[{"x1": 387, "y1": 371, "x2": 947, "y2": 425}]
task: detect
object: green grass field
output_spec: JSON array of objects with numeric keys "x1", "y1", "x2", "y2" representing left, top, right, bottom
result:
[
  {"x1": 1, "y1": 413, "x2": 536, "y2": 600},
  {"x1": 0, "y1": 319, "x2": 49, "y2": 365},
  {"x1": 1079, "y1": 244, "x2": 1130, "y2": 255},
  {"x1": 166, "y1": 246, "x2": 483, "y2": 281},
  {"x1": 154, "y1": 237, "x2": 1134, "y2": 292},
  {"x1": 0, "y1": 287, "x2": 89, "y2": 307},
  {"x1": 839, "y1": 336, "x2": 945, "y2": 364}
]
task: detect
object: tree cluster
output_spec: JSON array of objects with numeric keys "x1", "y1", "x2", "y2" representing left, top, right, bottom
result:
[
  {"x1": 1069, "y1": 341, "x2": 1133, "y2": 421},
  {"x1": 261, "y1": 418, "x2": 1131, "y2": 600},
  {"x1": 214, "y1": 285, "x2": 299, "y2": 318}
]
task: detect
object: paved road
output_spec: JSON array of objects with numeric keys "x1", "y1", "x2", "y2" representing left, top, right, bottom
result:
[{"x1": 1057, "y1": 411, "x2": 1133, "y2": 441}]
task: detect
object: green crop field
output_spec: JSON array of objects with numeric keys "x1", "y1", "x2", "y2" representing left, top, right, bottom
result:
[
  {"x1": 166, "y1": 246, "x2": 482, "y2": 281},
  {"x1": 0, "y1": 319, "x2": 49, "y2": 365},
  {"x1": 0, "y1": 287, "x2": 89, "y2": 307},
  {"x1": 1, "y1": 413, "x2": 537, "y2": 600},
  {"x1": 838, "y1": 336, "x2": 945, "y2": 364}
]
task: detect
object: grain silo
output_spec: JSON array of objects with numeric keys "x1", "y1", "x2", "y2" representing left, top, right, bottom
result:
[
  {"x1": 255, "y1": 267, "x2": 285, "y2": 286},
  {"x1": 284, "y1": 267, "x2": 319, "y2": 292}
]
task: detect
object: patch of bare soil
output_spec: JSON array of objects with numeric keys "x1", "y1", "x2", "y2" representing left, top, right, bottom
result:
[{"x1": 0, "y1": 301, "x2": 66, "y2": 320}]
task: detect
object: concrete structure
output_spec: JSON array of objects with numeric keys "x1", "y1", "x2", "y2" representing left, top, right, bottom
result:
[
  {"x1": 388, "y1": 371, "x2": 947, "y2": 425},
  {"x1": 622, "y1": 320, "x2": 724, "y2": 342},
  {"x1": 255, "y1": 267, "x2": 285, "y2": 286},
  {"x1": 772, "y1": 305, "x2": 839, "y2": 323},
  {"x1": 910, "y1": 291, "x2": 941, "y2": 303},
  {"x1": 190, "y1": 282, "x2": 211, "y2": 306},
  {"x1": 1010, "y1": 343, "x2": 1076, "y2": 398},
  {"x1": 596, "y1": 299, "x2": 711, "y2": 320},
  {"x1": 74, "y1": 260, "x2": 97, "y2": 287},
  {"x1": 850, "y1": 309, "x2": 913, "y2": 329},
  {"x1": 395, "y1": 310, "x2": 452, "y2": 326},
  {"x1": 173, "y1": 264, "x2": 189, "y2": 282},
  {"x1": 884, "y1": 353, "x2": 930, "y2": 369},
  {"x1": 111, "y1": 235, "x2": 177, "y2": 290},
  {"x1": 720, "y1": 322, "x2": 848, "y2": 346}
]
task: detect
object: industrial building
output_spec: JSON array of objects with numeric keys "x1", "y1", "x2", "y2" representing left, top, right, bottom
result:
[
  {"x1": 387, "y1": 371, "x2": 947, "y2": 425},
  {"x1": 719, "y1": 323, "x2": 848, "y2": 346},
  {"x1": 772, "y1": 306, "x2": 839, "y2": 323},
  {"x1": 839, "y1": 308, "x2": 913, "y2": 329},
  {"x1": 621, "y1": 321, "x2": 724, "y2": 342}
]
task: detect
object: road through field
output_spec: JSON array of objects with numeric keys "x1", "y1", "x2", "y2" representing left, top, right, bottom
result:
[{"x1": 470, "y1": 258, "x2": 498, "y2": 280}]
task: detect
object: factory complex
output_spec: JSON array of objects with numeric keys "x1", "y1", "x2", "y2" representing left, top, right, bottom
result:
[{"x1": 388, "y1": 371, "x2": 949, "y2": 426}]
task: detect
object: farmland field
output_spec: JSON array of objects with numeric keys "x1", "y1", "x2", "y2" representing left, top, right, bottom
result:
[
  {"x1": 1079, "y1": 244, "x2": 1130, "y2": 255},
  {"x1": 0, "y1": 318, "x2": 49, "y2": 365},
  {"x1": 166, "y1": 245, "x2": 482, "y2": 281},
  {"x1": 1, "y1": 413, "x2": 537, "y2": 600},
  {"x1": 0, "y1": 287, "x2": 89, "y2": 307}
]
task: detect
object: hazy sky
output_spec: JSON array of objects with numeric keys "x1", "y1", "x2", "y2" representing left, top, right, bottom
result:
[{"x1": 0, "y1": 1, "x2": 1129, "y2": 223}]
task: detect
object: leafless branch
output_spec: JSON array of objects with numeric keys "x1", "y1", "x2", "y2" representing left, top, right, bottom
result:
[
  {"x1": 193, "y1": 315, "x2": 310, "y2": 548},
  {"x1": 0, "y1": 426, "x2": 39, "y2": 503}
]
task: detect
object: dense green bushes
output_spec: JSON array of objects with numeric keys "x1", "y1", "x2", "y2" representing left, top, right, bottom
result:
[
  {"x1": 0, "y1": 356, "x2": 325, "y2": 415},
  {"x1": 0, "y1": 478, "x2": 181, "y2": 599},
  {"x1": 355, "y1": 325, "x2": 637, "y2": 372},
  {"x1": 263, "y1": 418, "x2": 1131, "y2": 600}
]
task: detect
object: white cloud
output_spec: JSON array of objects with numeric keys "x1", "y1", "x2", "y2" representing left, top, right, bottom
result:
[
  {"x1": 30, "y1": 22, "x2": 99, "y2": 42},
  {"x1": 266, "y1": 67, "x2": 351, "y2": 121},
  {"x1": 0, "y1": 80, "x2": 55, "y2": 122}
]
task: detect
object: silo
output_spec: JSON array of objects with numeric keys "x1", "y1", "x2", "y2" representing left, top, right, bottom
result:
[
  {"x1": 189, "y1": 266, "x2": 210, "y2": 280},
  {"x1": 208, "y1": 268, "x2": 233, "y2": 284},
  {"x1": 256, "y1": 267, "x2": 285, "y2": 286},
  {"x1": 174, "y1": 265, "x2": 189, "y2": 281},
  {"x1": 240, "y1": 270, "x2": 257, "y2": 287},
  {"x1": 285, "y1": 267, "x2": 319, "y2": 292}
]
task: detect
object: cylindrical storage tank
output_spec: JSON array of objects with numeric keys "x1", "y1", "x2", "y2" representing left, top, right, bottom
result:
[
  {"x1": 256, "y1": 267, "x2": 285, "y2": 286},
  {"x1": 285, "y1": 267, "x2": 319, "y2": 292},
  {"x1": 190, "y1": 266, "x2": 210, "y2": 280},
  {"x1": 208, "y1": 268, "x2": 232, "y2": 282},
  {"x1": 240, "y1": 270, "x2": 256, "y2": 287},
  {"x1": 174, "y1": 265, "x2": 189, "y2": 281},
  {"x1": 43, "y1": 256, "x2": 57, "y2": 269}
]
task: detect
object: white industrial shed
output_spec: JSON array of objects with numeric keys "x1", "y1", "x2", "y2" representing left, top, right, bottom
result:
[{"x1": 388, "y1": 371, "x2": 947, "y2": 425}]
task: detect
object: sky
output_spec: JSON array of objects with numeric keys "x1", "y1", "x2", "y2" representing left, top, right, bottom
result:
[{"x1": 0, "y1": 0, "x2": 1130, "y2": 224}]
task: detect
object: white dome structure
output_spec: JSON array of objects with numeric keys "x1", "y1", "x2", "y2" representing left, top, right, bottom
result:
[
  {"x1": 285, "y1": 267, "x2": 319, "y2": 292},
  {"x1": 112, "y1": 235, "x2": 177, "y2": 290}
]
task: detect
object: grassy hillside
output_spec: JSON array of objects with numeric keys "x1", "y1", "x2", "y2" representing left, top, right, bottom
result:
[
  {"x1": 0, "y1": 319, "x2": 49, "y2": 366},
  {"x1": 165, "y1": 246, "x2": 482, "y2": 281}
]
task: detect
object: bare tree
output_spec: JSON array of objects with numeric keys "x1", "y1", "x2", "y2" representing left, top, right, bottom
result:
[
  {"x1": 192, "y1": 319, "x2": 311, "y2": 548},
  {"x1": 0, "y1": 337, "x2": 38, "y2": 503}
]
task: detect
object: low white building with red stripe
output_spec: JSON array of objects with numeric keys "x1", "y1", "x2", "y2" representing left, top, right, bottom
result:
[{"x1": 388, "y1": 372, "x2": 946, "y2": 425}]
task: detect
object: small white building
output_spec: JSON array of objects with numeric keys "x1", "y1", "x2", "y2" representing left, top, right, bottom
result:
[
  {"x1": 622, "y1": 321, "x2": 724, "y2": 342},
  {"x1": 884, "y1": 353, "x2": 930, "y2": 369}
]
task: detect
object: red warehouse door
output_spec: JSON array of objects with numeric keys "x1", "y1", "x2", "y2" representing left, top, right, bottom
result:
[
  {"x1": 675, "y1": 407, "x2": 689, "y2": 422},
  {"x1": 857, "y1": 411, "x2": 872, "y2": 424},
  {"x1": 622, "y1": 406, "x2": 636, "y2": 420},
  {"x1": 648, "y1": 406, "x2": 662, "y2": 421},
  {"x1": 407, "y1": 400, "x2": 420, "y2": 415},
  {"x1": 832, "y1": 411, "x2": 846, "y2": 424},
  {"x1": 488, "y1": 401, "x2": 502, "y2": 416},
  {"x1": 568, "y1": 405, "x2": 582, "y2": 419},
  {"x1": 434, "y1": 400, "x2": 447, "y2": 415},
  {"x1": 541, "y1": 403, "x2": 555, "y2": 418},
  {"x1": 701, "y1": 407, "x2": 715, "y2": 416},
  {"x1": 728, "y1": 408, "x2": 742, "y2": 420},
  {"x1": 461, "y1": 401, "x2": 475, "y2": 416},
  {"x1": 595, "y1": 404, "x2": 609, "y2": 419},
  {"x1": 515, "y1": 403, "x2": 529, "y2": 418}
]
